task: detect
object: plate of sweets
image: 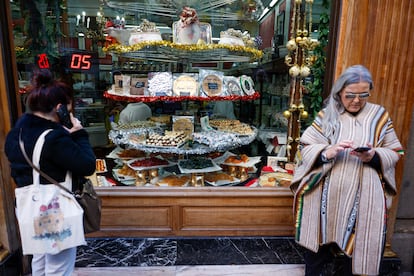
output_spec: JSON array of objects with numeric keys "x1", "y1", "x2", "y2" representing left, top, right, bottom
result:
[
  {"x1": 153, "y1": 173, "x2": 191, "y2": 187},
  {"x1": 259, "y1": 172, "x2": 293, "y2": 188},
  {"x1": 96, "y1": 159, "x2": 107, "y2": 173},
  {"x1": 112, "y1": 164, "x2": 136, "y2": 184},
  {"x1": 127, "y1": 156, "x2": 174, "y2": 170},
  {"x1": 178, "y1": 157, "x2": 222, "y2": 173},
  {"x1": 215, "y1": 151, "x2": 262, "y2": 167},
  {"x1": 107, "y1": 146, "x2": 147, "y2": 159},
  {"x1": 204, "y1": 171, "x2": 240, "y2": 186}
]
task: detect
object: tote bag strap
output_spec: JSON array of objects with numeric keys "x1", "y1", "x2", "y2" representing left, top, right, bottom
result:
[
  {"x1": 32, "y1": 130, "x2": 53, "y2": 181},
  {"x1": 19, "y1": 129, "x2": 72, "y2": 193}
]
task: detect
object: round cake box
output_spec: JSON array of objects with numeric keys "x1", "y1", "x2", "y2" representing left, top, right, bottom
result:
[
  {"x1": 218, "y1": 34, "x2": 245, "y2": 46},
  {"x1": 129, "y1": 32, "x2": 162, "y2": 45},
  {"x1": 106, "y1": 28, "x2": 131, "y2": 45}
]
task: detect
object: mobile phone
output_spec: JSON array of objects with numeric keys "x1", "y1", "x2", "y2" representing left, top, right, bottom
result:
[
  {"x1": 353, "y1": 146, "x2": 371, "y2": 152},
  {"x1": 56, "y1": 105, "x2": 73, "y2": 128}
]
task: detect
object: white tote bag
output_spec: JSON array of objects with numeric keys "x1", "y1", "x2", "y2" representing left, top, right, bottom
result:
[{"x1": 15, "y1": 130, "x2": 86, "y2": 255}]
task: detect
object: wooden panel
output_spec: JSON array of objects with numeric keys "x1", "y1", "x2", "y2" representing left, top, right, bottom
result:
[
  {"x1": 181, "y1": 206, "x2": 292, "y2": 227},
  {"x1": 102, "y1": 207, "x2": 172, "y2": 228},
  {"x1": 88, "y1": 187, "x2": 295, "y2": 237},
  {"x1": 334, "y1": 0, "x2": 414, "y2": 240}
]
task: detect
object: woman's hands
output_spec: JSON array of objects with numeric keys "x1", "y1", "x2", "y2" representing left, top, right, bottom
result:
[
  {"x1": 323, "y1": 140, "x2": 375, "y2": 162},
  {"x1": 323, "y1": 140, "x2": 353, "y2": 160},
  {"x1": 350, "y1": 143, "x2": 375, "y2": 162},
  {"x1": 64, "y1": 113, "x2": 83, "y2": 133}
]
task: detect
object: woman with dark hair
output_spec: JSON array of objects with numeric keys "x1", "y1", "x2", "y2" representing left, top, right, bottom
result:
[
  {"x1": 5, "y1": 69, "x2": 96, "y2": 275},
  {"x1": 291, "y1": 65, "x2": 404, "y2": 275}
]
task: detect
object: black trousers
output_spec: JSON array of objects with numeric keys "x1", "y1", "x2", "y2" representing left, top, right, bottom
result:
[{"x1": 303, "y1": 244, "x2": 353, "y2": 276}]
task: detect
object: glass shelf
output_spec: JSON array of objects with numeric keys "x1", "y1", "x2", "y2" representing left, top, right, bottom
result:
[{"x1": 109, "y1": 127, "x2": 258, "y2": 155}]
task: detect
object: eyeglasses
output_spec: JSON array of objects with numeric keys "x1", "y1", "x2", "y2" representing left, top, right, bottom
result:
[{"x1": 344, "y1": 92, "x2": 370, "y2": 100}]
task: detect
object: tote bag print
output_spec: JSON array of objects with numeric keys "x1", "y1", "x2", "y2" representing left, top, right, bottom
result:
[
  {"x1": 15, "y1": 184, "x2": 86, "y2": 255},
  {"x1": 34, "y1": 196, "x2": 72, "y2": 241}
]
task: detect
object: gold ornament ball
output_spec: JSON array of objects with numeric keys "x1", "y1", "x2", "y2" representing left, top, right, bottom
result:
[
  {"x1": 288, "y1": 137, "x2": 294, "y2": 143},
  {"x1": 289, "y1": 104, "x2": 298, "y2": 112},
  {"x1": 295, "y1": 137, "x2": 301, "y2": 143},
  {"x1": 302, "y1": 29, "x2": 309, "y2": 37},
  {"x1": 295, "y1": 36, "x2": 302, "y2": 44},
  {"x1": 286, "y1": 39, "x2": 297, "y2": 51},
  {"x1": 300, "y1": 66, "x2": 311, "y2": 77},
  {"x1": 287, "y1": 144, "x2": 292, "y2": 150},
  {"x1": 298, "y1": 103, "x2": 305, "y2": 111},
  {"x1": 301, "y1": 110, "x2": 309, "y2": 119},
  {"x1": 289, "y1": 65, "x2": 301, "y2": 77},
  {"x1": 283, "y1": 110, "x2": 291, "y2": 118},
  {"x1": 296, "y1": 29, "x2": 303, "y2": 37}
]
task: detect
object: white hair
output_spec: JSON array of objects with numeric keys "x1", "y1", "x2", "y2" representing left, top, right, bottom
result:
[{"x1": 322, "y1": 65, "x2": 374, "y2": 141}]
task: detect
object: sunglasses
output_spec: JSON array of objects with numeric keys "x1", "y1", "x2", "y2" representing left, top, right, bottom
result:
[{"x1": 344, "y1": 92, "x2": 370, "y2": 100}]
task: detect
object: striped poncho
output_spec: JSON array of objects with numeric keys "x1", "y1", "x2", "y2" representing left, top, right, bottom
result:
[{"x1": 291, "y1": 103, "x2": 403, "y2": 275}]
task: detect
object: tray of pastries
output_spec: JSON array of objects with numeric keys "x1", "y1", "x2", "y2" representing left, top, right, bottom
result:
[
  {"x1": 112, "y1": 164, "x2": 137, "y2": 185},
  {"x1": 96, "y1": 159, "x2": 107, "y2": 173},
  {"x1": 178, "y1": 157, "x2": 222, "y2": 174},
  {"x1": 204, "y1": 171, "x2": 240, "y2": 186},
  {"x1": 107, "y1": 146, "x2": 147, "y2": 159},
  {"x1": 209, "y1": 119, "x2": 254, "y2": 136},
  {"x1": 214, "y1": 151, "x2": 262, "y2": 167},
  {"x1": 144, "y1": 131, "x2": 189, "y2": 148},
  {"x1": 127, "y1": 156, "x2": 174, "y2": 170},
  {"x1": 259, "y1": 172, "x2": 293, "y2": 187},
  {"x1": 153, "y1": 173, "x2": 191, "y2": 187}
]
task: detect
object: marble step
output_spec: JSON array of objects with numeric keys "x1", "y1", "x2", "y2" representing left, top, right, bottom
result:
[
  {"x1": 75, "y1": 237, "x2": 401, "y2": 275},
  {"x1": 73, "y1": 264, "x2": 305, "y2": 276}
]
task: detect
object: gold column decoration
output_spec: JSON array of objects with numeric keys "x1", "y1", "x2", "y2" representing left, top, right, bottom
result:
[{"x1": 283, "y1": 0, "x2": 319, "y2": 162}]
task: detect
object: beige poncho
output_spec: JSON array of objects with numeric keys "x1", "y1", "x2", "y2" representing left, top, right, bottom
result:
[{"x1": 291, "y1": 103, "x2": 403, "y2": 275}]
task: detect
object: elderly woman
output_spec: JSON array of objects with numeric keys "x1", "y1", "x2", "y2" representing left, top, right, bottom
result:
[{"x1": 291, "y1": 65, "x2": 404, "y2": 275}]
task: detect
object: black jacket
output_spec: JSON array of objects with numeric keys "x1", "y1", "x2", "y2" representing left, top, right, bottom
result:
[{"x1": 5, "y1": 113, "x2": 96, "y2": 191}]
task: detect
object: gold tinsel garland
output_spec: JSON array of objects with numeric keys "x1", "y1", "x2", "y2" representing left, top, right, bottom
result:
[{"x1": 103, "y1": 41, "x2": 263, "y2": 61}]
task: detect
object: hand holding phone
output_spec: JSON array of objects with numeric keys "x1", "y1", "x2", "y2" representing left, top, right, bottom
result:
[
  {"x1": 353, "y1": 146, "x2": 371, "y2": 152},
  {"x1": 56, "y1": 105, "x2": 73, "y2": 128}
]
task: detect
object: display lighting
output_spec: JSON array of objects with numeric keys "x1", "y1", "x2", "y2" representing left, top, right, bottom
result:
[
  {"x1": 74, "y1": 2, "x2": 107, "y2": 48},
  {"x1": 283, "y1": 0, "x2": 319, "y2": 161},
  {"x1": 269, "y1": 0, "x2": 279, "y2": 8}
]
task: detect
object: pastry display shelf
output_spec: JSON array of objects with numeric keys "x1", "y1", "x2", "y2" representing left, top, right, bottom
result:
[
  {"x1": 104, "y1": 90, "x2": 260, "y2": 103},
  {"x1": 108, "y1": 126, "x2": 258, "y2": 155}
]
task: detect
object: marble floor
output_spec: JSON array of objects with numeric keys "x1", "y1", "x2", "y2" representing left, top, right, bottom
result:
[
  {"x1": 73, "y1": 264, "x2": 305, "y2": 276},
  {"x1": 73, "y1": 237, "x2": 401, "y2": 275}
]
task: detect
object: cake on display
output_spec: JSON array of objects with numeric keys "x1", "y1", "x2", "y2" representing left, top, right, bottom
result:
[
  {"x1": 129, "y1": 19, "x2": 162, "y2": 45},
  {"x1": 218, "y1": 28, "x2": 258, "y2": 48},
  {"x1": 173, "y1": 7, "x2": 211, "y2": 44}
]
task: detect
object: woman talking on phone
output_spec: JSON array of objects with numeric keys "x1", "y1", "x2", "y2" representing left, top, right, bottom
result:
[
  {"x1": 5, "y1": 68, "x2": 96, "y2": 275},
  {"x1": 291, "y1": 65, "x2": 404, "y2": 275}
]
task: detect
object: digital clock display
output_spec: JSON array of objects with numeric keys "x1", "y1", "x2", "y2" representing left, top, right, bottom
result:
[
  {"x1": 63, "y1": 51, "x2": 98, "y2": 72},
  {"x1": 70, "y1": 53, "x2": 92, "y2": 70}
]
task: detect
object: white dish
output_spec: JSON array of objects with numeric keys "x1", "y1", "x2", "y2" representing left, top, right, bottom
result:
[
  {"x1": 214, "y1": 151, "x2": 261, "y2": 167},
  {"x1": 126, "y1": 156, "x2": 174, "y2": 171},
  {"x1": 178, "y1": 159, "x2": 222, "y2": 174}
]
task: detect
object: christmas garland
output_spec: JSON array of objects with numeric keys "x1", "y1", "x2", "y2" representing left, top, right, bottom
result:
[{"x1": 103, "y1": 41, "x2": 263, "y2": 61}]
